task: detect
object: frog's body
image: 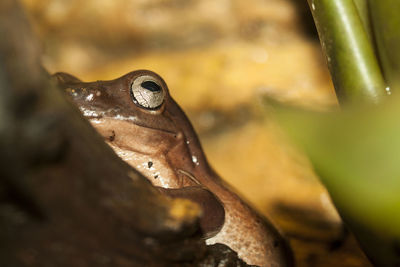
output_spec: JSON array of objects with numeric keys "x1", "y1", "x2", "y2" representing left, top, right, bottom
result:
[{"x1": 54, "y1": 70, "x2": 292, "y2": 266}]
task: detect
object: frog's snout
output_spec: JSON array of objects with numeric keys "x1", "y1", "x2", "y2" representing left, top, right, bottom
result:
[{"x1": 53, "y1": 72, "x2": 82, "y2": 84}]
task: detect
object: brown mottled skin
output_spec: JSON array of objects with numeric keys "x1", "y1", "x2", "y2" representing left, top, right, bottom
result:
[{"x1": 53, "y1": 70, "x2": 293, "y2": 266}]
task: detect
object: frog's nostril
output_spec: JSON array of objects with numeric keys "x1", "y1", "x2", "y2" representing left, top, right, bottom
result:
[{"x1": 141, "y1": 81, "x2": 161, "y2": 92}]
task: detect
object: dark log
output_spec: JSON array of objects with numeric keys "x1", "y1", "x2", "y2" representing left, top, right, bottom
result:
[{"x1": 0, "y1": 1, "x2": 249, "y2": 266}]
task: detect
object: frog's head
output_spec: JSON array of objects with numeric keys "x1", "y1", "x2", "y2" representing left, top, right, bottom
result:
[
  {"x1": 54, "y1": 70, "x2": 175, "y2": 134},
  {"x1": 54, "y1": 70, "x2": 202, "y2": 163}
]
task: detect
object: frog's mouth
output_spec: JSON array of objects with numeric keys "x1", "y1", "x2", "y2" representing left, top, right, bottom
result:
[{"x1": 157, "y1": 185, "x2": 225, "y2": 238}]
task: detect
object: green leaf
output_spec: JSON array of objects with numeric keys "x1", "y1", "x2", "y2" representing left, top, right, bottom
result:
[{"x1": 274, "y1": 99, "x2": 400, "y2": 265}]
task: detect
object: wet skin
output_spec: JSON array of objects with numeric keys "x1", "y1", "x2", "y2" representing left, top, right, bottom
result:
[{"x1": 54, "y1": 70, "x2": 293, "y2": 266}]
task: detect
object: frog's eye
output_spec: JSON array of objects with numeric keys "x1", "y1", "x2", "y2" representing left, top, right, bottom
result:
[{"x1": 130, "y1": 75, "x2": 164, "y2": 110}]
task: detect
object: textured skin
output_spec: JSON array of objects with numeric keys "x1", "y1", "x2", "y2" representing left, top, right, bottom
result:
[{"x1": 54, "y1": 70, "x2": 293, "y2": 266}]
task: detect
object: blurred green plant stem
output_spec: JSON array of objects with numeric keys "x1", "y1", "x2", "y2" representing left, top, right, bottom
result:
[
  {"x1": 307, "y1": 0, "x2": 393, "y2": 103},
  {"x1": 368, "y1": 0, "x2": 400, "y2": 94}
]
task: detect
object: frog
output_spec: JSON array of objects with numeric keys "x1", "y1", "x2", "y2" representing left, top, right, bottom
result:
[{"x1": 53, "y1": 70, "x2": 293, "y2": 267}]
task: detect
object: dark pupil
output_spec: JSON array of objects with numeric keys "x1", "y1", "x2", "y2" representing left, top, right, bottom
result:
[{"x1": 141, "y1": 81, "x2": 161, "y2": 92}]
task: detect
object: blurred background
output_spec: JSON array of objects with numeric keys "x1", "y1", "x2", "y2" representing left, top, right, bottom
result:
[{"x1": 20, "y1": 0, "x2": 370, "y2": 266}]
